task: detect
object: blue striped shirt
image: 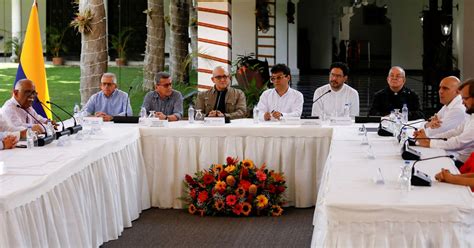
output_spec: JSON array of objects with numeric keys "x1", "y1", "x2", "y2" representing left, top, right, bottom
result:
[{"x1": 83, "y1": 89, "x2": 132, "y2": 116}]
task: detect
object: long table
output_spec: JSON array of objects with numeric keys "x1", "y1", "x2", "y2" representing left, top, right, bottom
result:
[{"x1": 311, "y1": 125, "x2": 474, "y2": 247}]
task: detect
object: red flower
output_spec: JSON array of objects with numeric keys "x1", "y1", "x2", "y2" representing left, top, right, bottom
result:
[
  {"x1": 226, "y1": 194, "x2": 237, "y2": 206},
  {"x1": 241, "y1": 168, "x2": 249, "y2": 179},
  {"x1": 202, "y1": 173, "x2": 215, "y2": 185},
  {"x1": 198, "y1": 191, "x2": 209, "y2": 203},
  {"x1": 185, "y1": 174, "x2": 196, "y2": 186},
  {"x1": 226, "y1": 156, "x2": 238, "y2": 165},
  {"x1": 267, "y1": 184, "x2": 276, "y2": 194},
  {"x1": 256, "y1": 170, "x2": 267, "y2": 181},
  {"x1": 239, "y1": 180, "x2": 251, "y2": 191},
  {"x1": 190, "y1": 189, "x2": 197, "y2": 199},
  {"x1": 247, "y1": 194, "x2": 254, "y2": 202},
  {"x1": 276, "y1": 186, "x2": 285, "y2": 194},
  {"x1": 219, "y1": 170, "x2": 228, "y2": 179},
  {"x1": 233, "y1": 203, "x2": 243, "y2": 215}
]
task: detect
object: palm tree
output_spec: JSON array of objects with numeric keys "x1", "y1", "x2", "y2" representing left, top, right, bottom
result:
[
  {"x1": 189, "y1": 0, "x2": 197, "y2": 70},
  {"x1": 143, "y1": 0, "x2": 165, "y2": 90},
  {"x1": 76, "y1": 0, "x2": 108, "y2": 105},
  {"x1": 169, "y1": 0, "x2": 190, "y2": 84}
]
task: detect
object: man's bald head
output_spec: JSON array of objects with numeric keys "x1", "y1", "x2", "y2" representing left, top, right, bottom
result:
[
  {"x1": 439, "y1": 76, "x2": 461, "y2": 105},
  {"x1": 14, "y1": 79, "x2": 34, "y2": 91}
]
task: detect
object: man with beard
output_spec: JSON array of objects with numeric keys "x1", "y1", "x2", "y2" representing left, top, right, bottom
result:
[
  {"x1": 415, "y1": 79, "x2": 474, "y2": 165},
  {"x1": 1, "y1": 79, "x2": 48, "y2": 133},
  {"x1": 311, "y1": 62, "x2": 359, "y2": 118}
]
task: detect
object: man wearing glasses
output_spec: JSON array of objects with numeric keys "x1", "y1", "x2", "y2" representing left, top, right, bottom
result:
[
  {"x1": 142, "y1": 71, "x2": 183, "y2": 121},
  {"x1": 368, "y1": 66, "x2": 424, "y2": 120},
  {"x1": 311, "y1": 62, "x2": 359, "y2": 118},
  {"x1": 256, "y1": 64, "x2": 304, "y2": 121},
  {"x1": 195, "y1": 66, "x2": 246, "y2": 119},
  {"x1": 82, "y1": 72, "x2": 132, "y2": 121},
  {"x1": 1, "y1": 79, "x2": 48, "y2": 132}
]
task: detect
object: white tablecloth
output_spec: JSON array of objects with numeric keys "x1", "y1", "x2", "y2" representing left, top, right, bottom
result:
[
  {"x1": 312, "y1": 125, "x2": 474, "y2": 247},
  {"x1": 0, "y1": 125, "x2": 150, "y2": 248},
  {"x1": 140, "y1": 119, "x2": 333, "y2": 208}
]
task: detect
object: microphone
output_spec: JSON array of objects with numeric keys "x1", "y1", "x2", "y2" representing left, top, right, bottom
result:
[
  {"x1": 38, "y1": 100, "x2": 71, "y2": 139},
  {"x1": 312, "y1": 89, "x2": 331, "y2": 104},
  {"x1": 47, "y1": 101, "x2": 83, "y2": 134},
  {"x1": 16, "y1": 105, "x2": 54, "y2": 146},
  {"x1": 113, "y1": 86, "x2": 139, "y2": 123},
  {"x1": 125, "y1": 86, "x2": 132, "y2": 117},
  {"x1": 377, "y1": 119, "x2": 396, "y2": 136},
  {"x1": 396, "y1": 120, "x2": 426, "y2": 142},
  {"x1": 411, "y1": 155, "x2": 455, "y2": 186}
]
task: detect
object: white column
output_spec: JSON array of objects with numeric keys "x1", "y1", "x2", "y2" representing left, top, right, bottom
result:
[
  {"x1": 197, "y1": 0, "x2": 232, "y2": 90},
  {"x1": 275, "y1": 0, "x2": 287, "y2": 66},
  {"x1": 11, "y1": 0, "x2": 21, "y2": 62},
  {"x1": 287, "y1": 0, "x2": 299, "y2": 75}
]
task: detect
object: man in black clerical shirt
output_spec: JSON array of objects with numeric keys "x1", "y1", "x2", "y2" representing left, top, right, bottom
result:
[{"x1": 368, "y1": 66, "x2": 424, "y2": 120}]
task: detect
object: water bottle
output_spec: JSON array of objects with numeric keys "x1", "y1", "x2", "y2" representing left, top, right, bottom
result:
[
  {"x1": 400, "y1": 127, "x2": 408, "y2": 144},
  {"x1": 73, "y1": 103, "x2": 80, "y2": 115},
  {"x1": 401, "y1": 104, "x2": 408, "y2": 123},
  {"x1": 188, "y1": 105, "x2": 195, "y2": 123},
  {"x1": 46, "y1": 121, "x2": 55, "y2": 137},
  {"x1": 394, "y1": 116, "x2": 402, "y2": 138},
  {"x1": 343, "y1": 103, "x2": 350, "y2": 118},
  {"x1": 26, "y1": 128, "x2": 35, "y2": 149},
  {"x1": 253, "y1": 106, "x2": 259, "y2": 123},
  {"x1": 389, "y1": 110, "x2": 396, "y2": 132},
  {"x1": 399, "y1": 160, "x2": 411, "y2": 191},
  {"x1": 139, "y1": 107, "x2": 147, "y2": 118}
]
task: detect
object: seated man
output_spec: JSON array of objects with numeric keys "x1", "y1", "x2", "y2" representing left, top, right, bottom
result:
[
  {"x1": 415, "y1": 79, "x2": 474, "y2": 164},
  {"x1": 369, "y1": 66, "x2": 424, "y2": 120},
  {"x1": 82, "y1": 72, "x2": 132, "y2": 121},
  {"x1": 195, "y1": 66, "x2": 246, "y2": 119},
  {"x1": 1, "y1": 79, "x2": 48, "y2": 133},
  {"x1": 423, "y1": 76, "x2": 468, "y2": 136},
  {"x1": 142, "y1": 72, "x2": 183, "y2": 121},
  {"x1": 256, "y1": 64, "x2": 304, "y2": 121},
  {"x1": 435, "y1": 152, "x2": 474, "y2": 191}
]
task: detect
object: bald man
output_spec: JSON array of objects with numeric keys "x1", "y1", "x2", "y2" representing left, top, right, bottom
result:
[
  {"x1": 424, "y1": 76, "x2": 468, "y2": 136},
  {"x1": 195, "y1": 66, "x2": 247, "y2": 119},
  {"x1": 1, "y1": 79, "x2": 48, "y2": 133}
]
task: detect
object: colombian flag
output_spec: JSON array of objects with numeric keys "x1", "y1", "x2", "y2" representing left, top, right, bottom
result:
[{"x1": 14, "y1": 1, "x2": 51, "y2": 119}]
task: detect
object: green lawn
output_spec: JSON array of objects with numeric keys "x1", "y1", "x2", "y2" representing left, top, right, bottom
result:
[{"x1": 0, "y1": 64, "x2": 196, "y2": 120}]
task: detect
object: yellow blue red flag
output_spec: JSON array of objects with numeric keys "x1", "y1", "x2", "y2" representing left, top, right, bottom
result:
[{"x1": 14, "y1": 1, "x2": 51, "y2": 119}]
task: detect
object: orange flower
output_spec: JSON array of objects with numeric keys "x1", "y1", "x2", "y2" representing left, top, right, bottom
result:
[
  {"x1": 271, "y1": 172, "x2": 285, "y2": 182},
  {"x1": 249, "y1": 184, "x2": 258, "y2": 195},
  {"x1": 188, "y1": 204, "x2": 197, "y2": 215},
  {"x1": 242, "y1": 202, "x2": 252, "y2": 216},
  {"x1": 271, "y1": 205, "x2": 284, "y2": 216},
  {"x1": 215, "y1": 180, "x2": 227, "y2": 192},
  {"x1": 214, "y1": 200, "x2": 225, "y2": 211},
  {"x1": 242, "y1": 159, "x2": 254, "y2": 169},
  {"x1": 226, "y1": 175, "x2": 236, "y2": 187},
  {"x1": 224, "y1": 165, "x2": 236, "y2": 173},
  {"x1": 235, "y1": 187, "x2": 246, "y2": 198},
  {"x1": 256, "y1": 195, "x2": 268, "y2": 208},
  {"x1": 213, "y1": 164, "x2": 224, "y2": 174}
]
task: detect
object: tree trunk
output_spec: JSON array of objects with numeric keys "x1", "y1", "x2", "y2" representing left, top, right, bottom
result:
[
  {"x1": 189, "y1": 0, "x2": 198, "y2": 70},
  {"x1": 169, "y1": 0, "x2": 190, "y2": 84},
  {"x1": 79, "y1": 0, "x2": 108, "y2": 106},
  {"x1": 143, "y1": 0, "x2": 165, "y2": 90}
]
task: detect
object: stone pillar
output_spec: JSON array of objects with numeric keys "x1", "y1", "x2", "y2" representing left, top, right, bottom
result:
[
  {"x1": 197, "y1": 0, "x2": 232, "y2": 90},
  {"x1": 275, "y1": 0, "x2": 299, "y2": 75},
  {"x1": 11, "y1": 0, "x2": 21, "y2": 62},
  {"x1": 287, "y1": 0, "x2": 299, "y2": 75}
]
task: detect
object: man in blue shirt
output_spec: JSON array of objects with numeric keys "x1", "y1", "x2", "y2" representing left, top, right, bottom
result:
[
  {"x1": 82, "y1": 72, "x2": 132, "y2": 121},
  {"x1": 141, "y1": 72, "x2": 183, "y2": 121}
]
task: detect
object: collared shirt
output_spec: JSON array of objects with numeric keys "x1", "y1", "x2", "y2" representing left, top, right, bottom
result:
[
  {"x1": 83, "y1": 89, "x2": 132, "y2": 116},
  {"x1": 142, "y1": 90, "x2": 183, "y2": 119},
  {"x1": 425, "y1": 95, "x2": 468, "y2": 136},
  {"x1": 256, "y1": 87, "x2": 304, "y2": 118},
  {"x1": 0, "y1": 110, "x2": 24, "y2": 132},
  {"x1": 431, "y1": 114, "x2": 474, "y2": 162},
  {"x1": 1, "y1": 97, "x2": 48, "y2": 130},
  {"x1": 311, "y1": 84, "x2": 360, "y2": 117},
  {"x1": 369, "y1": 86, "x2": 424, "y2": 120}
]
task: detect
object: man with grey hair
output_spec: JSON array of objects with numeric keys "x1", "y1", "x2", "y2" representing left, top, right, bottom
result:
[
  {"x1": 369, "y1": 66, "x2": 424, "y2": 120},
  {"x1": 1, "y1": 78, "x2": 48, "y2": 132},
  {"x1": 82, "y1": 72, "x2": 132, "y2": 121},
  {"x1": 141, "y1": 71, "x2": 183, "y2": 121}
]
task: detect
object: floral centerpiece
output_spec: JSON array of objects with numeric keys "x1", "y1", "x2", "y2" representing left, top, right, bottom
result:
[{"x1": 182, "y1": 157, "x2": 286, "y2": 217}]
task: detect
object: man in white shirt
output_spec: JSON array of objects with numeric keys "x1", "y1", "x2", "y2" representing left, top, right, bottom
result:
[
  {"x1": 256, "y1": 64, "x2": 304, "y2": 121},
  {"x1": 415, "y1": 79, "x2": 474, "y2": 163},
  {"x1": 311, "y1": 62, "x2": 359, "y2": 118},
  {"x1": 424, "y1": 76, "x2": 468, "y2": 136},
  {"x1": 1, "y1": 79, "x2": 47, "y2": 133}
]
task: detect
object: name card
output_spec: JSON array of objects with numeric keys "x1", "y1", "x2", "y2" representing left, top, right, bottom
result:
[
  {"x1": 204, "y1": 117, "x2": 226, "y2": 126},
  {"x1": 148, "y1": 119, "x2": 169, "y2": 127},
  {"x1": 330, "y1": 116, "x2": 352, "y2": 126},
  {"x1": 281, "y1": 117, "x2": 301, "y2": 125},
  {"x1": 300, "y1": 119, "x2": 321, "y2": 126}
]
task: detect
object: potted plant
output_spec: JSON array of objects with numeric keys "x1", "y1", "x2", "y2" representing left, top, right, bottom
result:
[
  {"x1": 234, "y1": 53, "x2": 270, "y2": 89},
  {"x1": 110, "y1": 27, "x2": 133, "y2": 66},
  {"x1": 4, "y1": 36, "x2": 22, "y2": 62},
  {"x1": 47, "y1": 26, "x2": 68, "y2": 65}
]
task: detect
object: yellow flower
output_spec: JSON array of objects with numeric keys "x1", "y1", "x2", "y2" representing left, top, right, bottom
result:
[
  {"x1": 271, "y1": 205, "x2": 284, "y2": 216},
  {"x1": 224, "y1": 165, "x2": 236, "y2": 173},
  {"x1": 256, "y1": 195, "x2": 268, "y2": 208},
  {"x1": 213, "y1": 164, "x2": 224, "y2": 174},
  {"x1": 242, "y1": 159, "x2": 254, "y2": 169},
  {"x1": 214, "y1": 200, "x2": 225, "y2": 211},
  {"x1": 242, "y1": 202, "x2": 252, "y2": 216},
  {"x1": 215, "y1": 180, "x2": 227, "y2": 192}
]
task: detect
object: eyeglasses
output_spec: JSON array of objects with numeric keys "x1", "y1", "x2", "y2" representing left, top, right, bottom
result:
[
  {"x1": 158, "y1": 83, "x2": 172, "y2": 88},
  {"x1": 101, "y1": 82, "x2": 115, "y2": 87},
  {"x1": 388, "y1": 75, "x2": 404, "y2": 80},
  {"x1": 270, "y1": 75, "x2": 287, "y2": 82},
  {"x1": 330, "y1": 73, "x2": 344, "y2": 78},
  {"x1": 213, "y1": 75, "x2": 229, "y2": 81}
]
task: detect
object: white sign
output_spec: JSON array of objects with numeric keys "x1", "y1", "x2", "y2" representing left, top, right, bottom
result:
[
  {"x1": 204, "y1": 117, "x2": 225, "y2": 126},
  {"x1": 148, "y1": 119, "x2": 169, "y2": 127}
]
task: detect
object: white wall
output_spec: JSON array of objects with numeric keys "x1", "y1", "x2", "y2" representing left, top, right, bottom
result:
[{"x1": 231, "y1": 0, "x2": 256, "y2": 63}]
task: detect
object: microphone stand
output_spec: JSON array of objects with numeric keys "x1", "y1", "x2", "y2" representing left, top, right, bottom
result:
[
  {"x1": 113, "y1": 87, "x2": 139, "y2": 123},
  {"x1": 47, "y1": 101, "x2": 83, "y2": 134},
  {"x1": 312, "y1": 89, "x2": 331, "y2": 119},
  {"x1": 411, "y1": 155, "x2": 455, "y2": 186},
  {"x1": 396, "y1": 119, "x2": 426, "y2": 142},
  {"x1": 378, "y1": 119, "x2": 396, "y2": 136},
  {"x1": 38, "y1": 100, "x2": 71, "y2": 139},
  {"x1": 16, "y1": 105, "x2": 54, "y2": 146}
]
